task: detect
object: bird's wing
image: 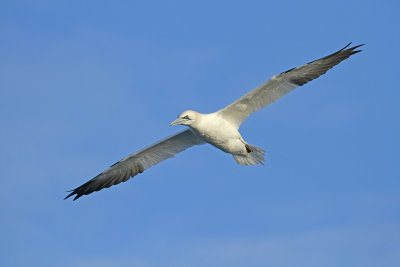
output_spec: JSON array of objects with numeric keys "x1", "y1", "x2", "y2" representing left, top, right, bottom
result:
[
  {"x1": 65, "y1": 129, "x2": 203, "y2": 200},
  {"x1": 217, "y1": 43, "x2": 363, "y2": 129}
]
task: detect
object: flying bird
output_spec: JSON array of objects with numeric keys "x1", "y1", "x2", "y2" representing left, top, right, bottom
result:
[{"x1": 65, "y1": 43, "x2": 363, "y2": 200}]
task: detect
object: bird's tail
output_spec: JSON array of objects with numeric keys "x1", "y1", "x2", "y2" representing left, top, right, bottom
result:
[{"x1": 233, "y1": 144, "x2": 266, "y2": 166}]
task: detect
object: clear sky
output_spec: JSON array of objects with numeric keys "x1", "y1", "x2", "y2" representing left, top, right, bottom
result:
[{"x1": 1, "y1": 1, "x2": 399, "y2": 266}]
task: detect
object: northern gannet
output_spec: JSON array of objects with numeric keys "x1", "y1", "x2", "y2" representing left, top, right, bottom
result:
[{"x1": 65, "y1": 43, "x2": 363, "y2": 200}]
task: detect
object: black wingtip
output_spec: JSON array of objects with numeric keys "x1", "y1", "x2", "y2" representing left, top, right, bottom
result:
[
  {"x1": 64, "y1": 190, "x2": 75, "y2": 200},
  {"x1": 337, "y1": 43, "x2": 364, "y2": 57},
  {"x1": 354, "y1": 45, "x2": 364, "y2": 54},
  {"x1": 281, "y1": 42, "x2": 364, "y2": 76},
  {"x1": 342, "y1": 42, "x2": 352, "y2": 50},
  {"x1": 64, "y1": 189, "x2": 83, "y2": 201},
  {"x1": 346, "y1": 43, "x2": 365, "y2": 52},
  {"x1": 347, "y1": 44, "x2": 364, "y2": 57},
  {"x1": 64, "y1": 179, "x2": 98, "y2": 201},
  {"x1": 334, "y1": 42, "x2": 365, "y2": 58},
  {"x1": 339, "y1": 42, "x2": 365, "y2": 53}
]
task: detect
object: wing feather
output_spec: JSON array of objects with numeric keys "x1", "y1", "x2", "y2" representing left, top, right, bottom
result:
[
  {"x1": 218, "y1": 43, "x2": 363, "y2": 128},
  {"x1": 65, "y1": 129, "x2": 203, "y2": 200}
]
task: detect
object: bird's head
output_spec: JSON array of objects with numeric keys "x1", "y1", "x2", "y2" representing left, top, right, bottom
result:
[{"x1": 170, "y1": 110, "x2": 199, "y2": 126}]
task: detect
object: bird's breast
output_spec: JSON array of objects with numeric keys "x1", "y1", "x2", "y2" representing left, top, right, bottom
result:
[{"x1": 190, "y1": 114, "x2": 246, "y2": 154}]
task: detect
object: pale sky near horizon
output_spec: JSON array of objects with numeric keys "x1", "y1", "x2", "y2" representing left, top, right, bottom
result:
[{"x1": 1, "y1": 1, "x2": 399, "y2": 266}]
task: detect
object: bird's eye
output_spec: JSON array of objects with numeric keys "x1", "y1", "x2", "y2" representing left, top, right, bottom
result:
[{"x1": 182, "y1": 115, "x2": 190, "y2": 120}]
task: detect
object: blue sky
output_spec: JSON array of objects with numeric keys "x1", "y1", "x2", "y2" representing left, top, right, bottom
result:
[{"x1": 1, "y1": 0, "x2": 399, "y2": 266}]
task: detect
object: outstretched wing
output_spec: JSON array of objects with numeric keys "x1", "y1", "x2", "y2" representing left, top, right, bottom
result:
[
  {"x1": 218, "y1": 43, "x2": 363, "y2": 129},
  {"x1": 65, "y1": 129, "x2": 203, "y2": 200}
]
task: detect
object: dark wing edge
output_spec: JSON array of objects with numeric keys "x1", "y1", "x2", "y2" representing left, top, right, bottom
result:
[
  {"x1": 280, "y1": 42, "x2": 364, "y2": 86},
  {"x1": 65, "y1": 129, "x2": 202, "y2": 201},
  {"x1": 218, "y1": 42, "x2": 363, "y2": 128}
]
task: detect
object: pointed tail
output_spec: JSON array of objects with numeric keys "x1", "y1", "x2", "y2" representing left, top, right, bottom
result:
[{"x1": 233, "y1": 144, "x2": 265, "y2": 166}]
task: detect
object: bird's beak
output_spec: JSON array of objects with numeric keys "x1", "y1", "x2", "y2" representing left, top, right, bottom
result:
[{"x1": 170, "y1": 118, "x2": 185, "y2": 126}]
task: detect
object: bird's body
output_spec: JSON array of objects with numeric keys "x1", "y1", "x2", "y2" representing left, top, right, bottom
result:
[
  {"x1": 187, "y1": 112, "x2": 245, "y2": 155},
  {"x1": 176, "y1": 110, "x2": 265, "y2": 165},
  {"x1": 66, "y1": 43, "x2": 363, "y2": 200}
]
